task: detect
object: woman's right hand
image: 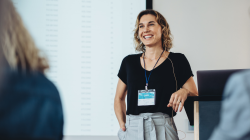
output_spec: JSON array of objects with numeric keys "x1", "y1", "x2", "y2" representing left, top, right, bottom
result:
[{"x1": 120, "y1": 123, "x2": 126, "y2": 131}]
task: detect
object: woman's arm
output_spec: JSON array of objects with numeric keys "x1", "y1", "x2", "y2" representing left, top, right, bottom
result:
[
  {"x1": 182, "y1": 76, "x2": 198, "y2": 96},
  {"x1": 167, "y1": 76, "x2": 198, "y2": 112},
  {"x1": 114, "y1": 78, "x2": 127, "y2": 131}
]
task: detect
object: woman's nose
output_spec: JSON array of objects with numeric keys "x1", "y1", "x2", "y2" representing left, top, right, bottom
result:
[{"x1": 143, "y1": 26, "x2": 150, "y2": 32}]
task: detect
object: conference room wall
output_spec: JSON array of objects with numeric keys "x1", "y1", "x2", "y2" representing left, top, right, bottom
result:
[
  {"x1": 74, "y1": 1, "x2": 250, "y2": 140},
  {"x1": 8, "y1": 0, "x2": 250, "y2": 140},
  {"x1": 153, "y1": 0, "x2": 250, "y2": 140}
]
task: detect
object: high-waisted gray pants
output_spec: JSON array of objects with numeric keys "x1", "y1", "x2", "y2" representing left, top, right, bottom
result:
[{"x1": 117, "y1": 112, "x2": 179, "y2": 140}]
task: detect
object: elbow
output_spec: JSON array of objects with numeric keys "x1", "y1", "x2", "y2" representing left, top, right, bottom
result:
[
  {"x1": 188, "y1": 90, "x2": 198, "y2": 96},
  {"x1": 192, "y1": 91, "x2": 199, "y2": 96},
  {"x1": 191, "y1": 88, "x2": 198, "y2": 96},
  {"x1": 114, "y1": 96, "x2": 125, "y2": 103},
  {"x1": 195, "y1": 89, "x2": 199, "y2": 96}
]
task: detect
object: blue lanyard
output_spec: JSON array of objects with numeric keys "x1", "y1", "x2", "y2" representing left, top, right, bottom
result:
[{"x1": 143, "y1": 50, "x2": 165, "y2": 90}]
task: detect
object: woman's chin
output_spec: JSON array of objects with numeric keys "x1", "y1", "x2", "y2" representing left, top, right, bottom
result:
[{"x1": 144, "y1": 43, "x2": 156, "y2": 47}]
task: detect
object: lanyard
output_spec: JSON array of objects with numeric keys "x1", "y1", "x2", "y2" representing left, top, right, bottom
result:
[{"x1": 143, "y1": 50, "x2": 165, "y2": 90}]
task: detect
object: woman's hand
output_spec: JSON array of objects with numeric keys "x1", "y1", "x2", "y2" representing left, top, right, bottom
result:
[
  {"x1": 167, "y1": 88, "x2": 189, "y2": 112},
  {"x1": 120, "y1": 123, "x2": 126, "y2": 131}
]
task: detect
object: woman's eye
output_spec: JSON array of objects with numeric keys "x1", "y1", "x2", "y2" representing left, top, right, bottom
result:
[
  {"x1": 150, "y1": 24, "x2": 154, "y2": 26},
  {"x1": 139, "y1": 26, "x2": 143, "y2": 28}
]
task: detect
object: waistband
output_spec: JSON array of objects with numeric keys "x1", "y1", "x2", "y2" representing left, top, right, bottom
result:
[{"x1": 126, "y1": 112, "x2": 172, "y2": 140}]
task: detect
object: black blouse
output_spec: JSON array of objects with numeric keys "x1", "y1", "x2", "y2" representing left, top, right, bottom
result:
[{"x1": 118, "y1": 52, "x2": 194, "y2": 116}]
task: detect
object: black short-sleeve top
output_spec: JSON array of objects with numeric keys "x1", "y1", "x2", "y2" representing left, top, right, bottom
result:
[{"x1": 118, "y1": 52, "x2": 194, "y2": 116}]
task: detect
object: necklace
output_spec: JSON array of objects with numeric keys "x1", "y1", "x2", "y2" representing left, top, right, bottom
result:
[{"x1": 143, "y1": 50, "x2": 165, "y2": 90}]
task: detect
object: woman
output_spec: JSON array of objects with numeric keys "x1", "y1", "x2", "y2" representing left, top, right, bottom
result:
[
  {"x1": 114, "y1": 9, "x2": 198, "y2": 140},
  {"x1": 0, "y1": 0, "x2": 63, "y2": 139}
]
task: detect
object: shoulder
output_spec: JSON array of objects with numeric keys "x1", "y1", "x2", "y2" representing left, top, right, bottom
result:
[
  {"x1": 227, "y1": 70, "x2": 250, "y2": 87},
  {"x1": 32, "y1": 73, "x2": 61, "y2": 102},
  {"x1": 231, "y1": 69, "x2": 250, "y2": 79},
  {"x1": 36, "y1": 73, "x2": 60, "y2": 97},
  {"x1": 124, "y1": 53, "x2": 141, "y2": 59},
  {"x1": 168, "y1": 52, "x2": 189, "y2": 63},
  {"x1": 169, "y1": 52, "x2": 186, "y2": 59},
  {"x1": 3, "y1": 72, "x2": 61, "y2": 101},
  {"x1": 121, "y1": 53, "x2": 141, "y2": 63},
  {"x1": 224, "y1": 69, "x2": 250, "y2": 97}
]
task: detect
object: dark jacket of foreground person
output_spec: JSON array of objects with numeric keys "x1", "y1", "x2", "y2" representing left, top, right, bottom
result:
[{"x1": 0, "y1": 71, "x2": 63, "y2": 140}]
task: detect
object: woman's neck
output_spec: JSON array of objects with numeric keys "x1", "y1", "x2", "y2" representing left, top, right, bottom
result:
[{"x1": 144, "y1": 45, "x2": 164, "y2": 60}]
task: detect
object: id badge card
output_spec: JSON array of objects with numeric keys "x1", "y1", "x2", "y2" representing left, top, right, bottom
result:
[{"x1": 138, "y1": 89, "x2": 156, "y2": 106}]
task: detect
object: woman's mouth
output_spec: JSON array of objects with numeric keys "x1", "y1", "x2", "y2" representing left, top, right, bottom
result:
[{"x1": 143, "y1": 35, "x2": 153, "y2": 40}]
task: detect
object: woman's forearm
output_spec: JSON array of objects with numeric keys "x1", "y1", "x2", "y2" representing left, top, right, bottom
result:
[
  {"x1": 114, "y1": 98, "x2": 126, "y2": 127},
  {"x1": 182, "y1": 88, "x2": 198, "y2": 96}
]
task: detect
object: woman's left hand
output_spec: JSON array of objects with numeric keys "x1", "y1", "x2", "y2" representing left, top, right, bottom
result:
[{"x1": 167, "y1": 88, "x2": 189, "y2": 112}]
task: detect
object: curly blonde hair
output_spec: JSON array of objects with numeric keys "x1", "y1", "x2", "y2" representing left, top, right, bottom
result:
[
  {"x1": 0, "y1": 0, "x2": 49, "y2": 73},
  {"x1": 134, "y1": 9, "x2": 173, "y2": 52}
]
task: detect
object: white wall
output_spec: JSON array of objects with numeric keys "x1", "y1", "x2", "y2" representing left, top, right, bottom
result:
[
  {"x1": 154, "y1": 0, "x2": 250, "y2": 139},
  {"x1": 12, "y1": 0, "x2": 250, "y2": 140}
]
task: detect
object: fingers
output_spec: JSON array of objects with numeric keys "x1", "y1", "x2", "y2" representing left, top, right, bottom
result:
[
  {"x1": 173, "y1": 97, "x2": 181, "y2": 112},
  {"x1": 120, "y1": 124, "x2": 126, "y2": 131},
  {"x1": 121, "y1": 126, "x2": 126, "y2": 131},
  {"x1": 179, "y1": 99, "x2": 185, "y2": 112},
  {"x1": 168, "y1": 90, "x2": 188, "y2": 112},
  {"x1": 172, "y1": 96, "x2": 177, "y2": 111},
  {"x1": 168, "y1": 93, "x2": 183, "y2": 112},
  {"x1": 167, "y1": 94, "x2": 175, "y2": 107},
  {"x1": 168, "y1": 93, "x2": 179, "y2": 112}
]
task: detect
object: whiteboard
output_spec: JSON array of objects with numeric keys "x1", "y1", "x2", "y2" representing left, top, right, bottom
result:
[{"x1": 12, "y1": 0, "x2": 145, "y2": 136}]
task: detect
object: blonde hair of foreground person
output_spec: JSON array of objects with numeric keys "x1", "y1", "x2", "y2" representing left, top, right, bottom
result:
[
  {"x1": 134, "y1": 9, "x2": 173, "y2": 52},
  {"x1": 0, "y1": 0, "x2": 49, "y2": 73}
]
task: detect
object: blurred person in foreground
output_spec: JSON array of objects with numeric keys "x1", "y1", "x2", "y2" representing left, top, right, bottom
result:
[
  {"x1": 209, "y1": 70, "x2": 250, "y2": 140},
  {"x1": 0, "y1": 0, "x2": 9, "y2": 89},
  {"x1": 0, "y1": 0, "x2": 63, "y2": 140}
]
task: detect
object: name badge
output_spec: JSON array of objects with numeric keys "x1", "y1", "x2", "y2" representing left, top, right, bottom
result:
[{"x1": 138, "y1": 89, "x2": 156, "y2": 106}]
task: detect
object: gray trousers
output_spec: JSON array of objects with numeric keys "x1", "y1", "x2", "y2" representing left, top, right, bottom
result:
[{"x1": 117, "y1": 112, "x2": 179, "y2": 140}]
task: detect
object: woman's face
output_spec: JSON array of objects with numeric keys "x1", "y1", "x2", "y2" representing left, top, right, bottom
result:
[{"x1": 138, "y1": 14, "x2": 162, "y2": 47}]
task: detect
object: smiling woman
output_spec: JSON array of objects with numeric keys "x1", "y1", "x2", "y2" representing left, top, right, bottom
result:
[
  {"x1": 134, "y1": 10, "x2": 173, "y2": 52},
  {"x1": 114, "y1": 9, "x2": 198, "y2": 140}
]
